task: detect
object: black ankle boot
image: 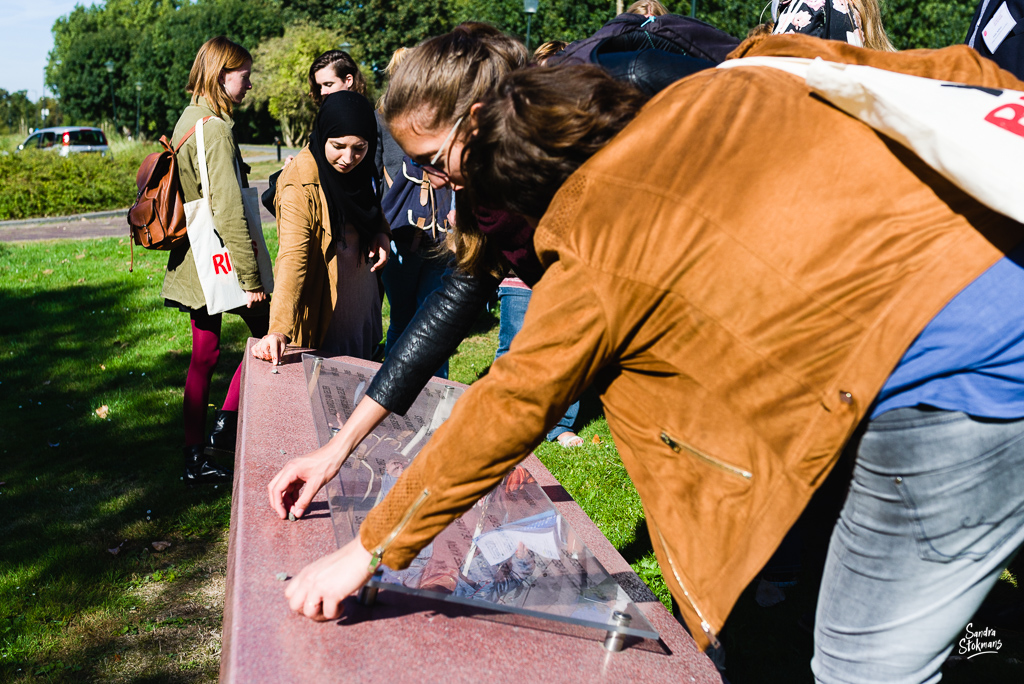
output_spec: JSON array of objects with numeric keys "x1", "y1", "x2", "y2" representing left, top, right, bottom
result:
[
  {"x1": 205, "y1": 410, "x2": 238, "y2": 458},
  {"x1": 184, "y1": 445, "x2": 232, "y2": 484}
]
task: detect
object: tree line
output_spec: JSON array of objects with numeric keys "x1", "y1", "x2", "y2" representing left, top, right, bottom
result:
[{"x1": 36, "y1": 0, "x2": 979, "y2": 143}]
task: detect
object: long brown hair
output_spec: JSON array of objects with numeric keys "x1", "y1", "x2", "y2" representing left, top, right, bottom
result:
[
  {"x1": 381, "y1": 23, "x2": 529, "y2": 133},
  {"x1": 626, "y1": 0, "x2": 667, "y2": 16},
  {"x1": 457, "y1": 65, "x2": 648, "y2": 273},
  {"x1": 188, "y1": 36, "x2": 252, "y2": 118},
  {"x1": 380, "y1": 24, "x2": 529, "y2": 277},
  {"x1": 852, "y1": 0, "x2": 896, "y2": 52},
  {"x1": 307, "y1": 50, "x2": 368, "y2": 106}
]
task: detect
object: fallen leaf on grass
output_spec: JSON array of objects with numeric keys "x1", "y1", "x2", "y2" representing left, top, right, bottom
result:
[
  {"x1": 95, "y1": 405, "x2": 109, "y2": 419},
  {"x1": 591, "y1": 435, "x2": 602, "y2": 444},
  {"x1": 75, "y1": 254, "x2": 85, "y2": 259},
  {"x1": 42, "y1": 269, "x2": 53, "y2": 275},
  {"x1": 151, "y1": 541, "x2": 171, "y2": 551}
]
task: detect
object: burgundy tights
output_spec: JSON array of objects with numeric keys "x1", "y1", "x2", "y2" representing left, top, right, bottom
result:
[{"x1": 184, "y1": 307, "x2": 268, "y2": 446}]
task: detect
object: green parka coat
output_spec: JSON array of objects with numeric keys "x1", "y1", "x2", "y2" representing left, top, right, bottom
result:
[{"x1": 161, "y1": 97, "x2": 263, "y2": 310}]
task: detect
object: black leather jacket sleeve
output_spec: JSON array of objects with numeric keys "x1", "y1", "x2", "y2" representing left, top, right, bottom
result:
[{"x1": 367, "y1": 265, "x2": 502, "y2": 415}]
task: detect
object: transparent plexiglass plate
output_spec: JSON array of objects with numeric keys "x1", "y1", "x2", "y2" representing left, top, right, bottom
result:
[{"x1": 303, "y1": 355, "x2": 659, "y2": 640}]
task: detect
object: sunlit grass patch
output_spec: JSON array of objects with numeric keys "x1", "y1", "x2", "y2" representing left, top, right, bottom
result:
[{"x1": 0, "y1": 230, "x2": 662, "y2": 681}]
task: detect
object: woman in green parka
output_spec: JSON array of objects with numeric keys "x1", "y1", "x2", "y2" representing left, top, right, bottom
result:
[{"x1": 162, "y1": 36, "x2": 268, "y2": 483}]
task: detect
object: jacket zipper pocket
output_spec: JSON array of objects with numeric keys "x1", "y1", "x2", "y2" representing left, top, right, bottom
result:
[
  {"x1": 660, "y1": 432, "x2": 753, "y2": 480},
  {"x1": 368, "y1": 488, "x2": 431, "y2": 572},
  {"x1": 654, "y1": 527, "x2": 721, "y2": 650}
]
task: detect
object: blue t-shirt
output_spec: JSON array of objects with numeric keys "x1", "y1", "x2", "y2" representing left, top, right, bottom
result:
[{"x1": 872, "y1": 243, "x2": 1024, "y2": 419}]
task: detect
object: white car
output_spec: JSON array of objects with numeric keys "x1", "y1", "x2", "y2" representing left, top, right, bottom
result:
[{"x1": 18, "y1": 127, "x2": 110, "y2": 157}]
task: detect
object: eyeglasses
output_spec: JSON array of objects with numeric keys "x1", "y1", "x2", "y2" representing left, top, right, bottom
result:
[{"x1": 408, "y1": 116, "x2": 464, "y2": 181}]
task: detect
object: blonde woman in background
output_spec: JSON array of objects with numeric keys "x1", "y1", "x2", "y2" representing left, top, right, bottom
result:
[
  {"x1": 626, "y1": 0, "x2": 668, "y2": 16},
  {"x1": 772, "y1": 0, "x2": 895, "y2": 51},
  {"x1": 163, "y1": 36, "x2": 269, "y2": 483}
]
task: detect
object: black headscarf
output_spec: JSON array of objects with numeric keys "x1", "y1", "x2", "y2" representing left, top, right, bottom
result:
[{"x1": 308, "y1": 91, "x2": 381, "y2": 258}]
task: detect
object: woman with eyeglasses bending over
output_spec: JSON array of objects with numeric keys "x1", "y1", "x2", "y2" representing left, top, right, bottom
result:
[
  {"x1": 267, "y1": 25, "x2": 531, "y2": 513},
  {"x1": 272, "y1": 24, "x2": 1024, "y2": 684}
]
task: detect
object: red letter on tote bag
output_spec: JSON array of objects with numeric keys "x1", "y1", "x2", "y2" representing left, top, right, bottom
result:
[{"x1": 985, "y1": 102, "x2": 1024, "y2": 138}]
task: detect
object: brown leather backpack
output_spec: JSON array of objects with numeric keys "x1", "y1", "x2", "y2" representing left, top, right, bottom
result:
[{"x1": 127, "y1": 117, "x2": 210, "y2": 270}]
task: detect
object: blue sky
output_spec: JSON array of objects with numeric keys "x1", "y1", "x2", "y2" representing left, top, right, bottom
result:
[{"x1": 0, "y1": 1, "x2": 90, "y2": 100}]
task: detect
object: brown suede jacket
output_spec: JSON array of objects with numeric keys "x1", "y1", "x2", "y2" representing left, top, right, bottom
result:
[{"x1": 358, "y1": 35, "x2": 1024, "y2": 649}]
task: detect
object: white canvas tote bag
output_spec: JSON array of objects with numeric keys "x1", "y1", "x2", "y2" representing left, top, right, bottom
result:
[
  {"x1": 719, "y1": 56, "x2": 1024, "y2": 224},
  {"x1": 185, "y1": 117, "x2": 274, "y2": 315},
  {"x1": 235, "y1": 159, "x2": 275, "y2": 296}
]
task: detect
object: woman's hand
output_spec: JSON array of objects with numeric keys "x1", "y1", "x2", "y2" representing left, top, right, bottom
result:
[
  {"x1": 285, "y1": 537, "x2": 373, "y2": 620},
  {"x1": 245, "y1": 288, "x2": 267, "y2": 308},
  {"x1": 251, "y1": 332, "x2": 287, "y2": 365},
  {"x1": 368, "y1": 232, "x2": 391, "y2": 273},
  {"x1": 267, "y1": 396, "x2": 392, "y2": 519},
  {"x1": 267, "y1": 442, "x2": 344, "y2": 520}
]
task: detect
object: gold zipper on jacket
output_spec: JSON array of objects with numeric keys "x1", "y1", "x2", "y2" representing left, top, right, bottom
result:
[
  {"x1": 660, "y1": 432, "x2": 753, "y2": 480},
  {"x1": 368, "y1": 488, "x2": 431, "y2": 572},
  {"x1": 655, "y1": 527, "x2": 721, "y2": 650}
]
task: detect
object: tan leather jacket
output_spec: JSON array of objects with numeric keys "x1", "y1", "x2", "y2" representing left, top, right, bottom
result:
[
  {"x1": 358, "y1": 36, "x2": 1024, "y2": 649},
  {"x1": 270, "y1": 148, "x2": 337, "y2": 347}
]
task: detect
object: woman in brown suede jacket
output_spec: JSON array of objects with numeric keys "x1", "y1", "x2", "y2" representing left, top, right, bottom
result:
[
  {"x1": 251, "y1": 92, "x2": 389, "y2": 363},
  {"x1": 275, "y1": 33, "x2": 1024, "y2": 682}
]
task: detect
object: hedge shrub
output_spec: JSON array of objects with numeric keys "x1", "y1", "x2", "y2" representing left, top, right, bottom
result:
[{"x1": 0, "y1": 144, "x2": 157, "y2": 220}]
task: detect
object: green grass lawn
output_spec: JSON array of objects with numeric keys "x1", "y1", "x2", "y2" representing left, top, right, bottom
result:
[
  {"x1": 0, "y1": 230, "x2": 666, "y2": 682},
  {"x1": 2, "y1": 232, "x2": 1021, "y2": 683}
]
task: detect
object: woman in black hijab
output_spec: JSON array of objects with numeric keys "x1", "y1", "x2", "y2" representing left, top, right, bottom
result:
[{"x1": 252, "y1": 91, "x2": 391, "y2": 363}]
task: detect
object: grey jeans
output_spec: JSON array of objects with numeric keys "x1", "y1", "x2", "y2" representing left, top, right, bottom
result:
[{"x1": 812, "y1": 407, "x2": 1024, "y2": 684}]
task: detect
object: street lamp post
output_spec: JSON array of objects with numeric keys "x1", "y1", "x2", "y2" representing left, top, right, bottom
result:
[
  {"x1": 104, "y1": 60, "x2": 118, "y2": 133},
  {"x1": 135, "y1": 81, "x2": 142, "y2": 139},
  {"x1": 524, "y1": 0, "x2": 539, "y2": 51}
]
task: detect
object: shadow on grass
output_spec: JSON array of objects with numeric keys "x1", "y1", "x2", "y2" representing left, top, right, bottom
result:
[{"x1": 0, "y1": 255, "x2": 249, "y2": 680}]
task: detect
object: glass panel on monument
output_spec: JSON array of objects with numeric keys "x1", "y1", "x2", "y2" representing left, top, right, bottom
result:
[{"x1": 303, "y1": 354, "x2": 659, "y2": 641}]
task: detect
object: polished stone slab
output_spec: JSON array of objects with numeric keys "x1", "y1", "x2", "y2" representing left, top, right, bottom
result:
[{"x1": 221, "y1": 344, "x2": 722, "y2": 683}]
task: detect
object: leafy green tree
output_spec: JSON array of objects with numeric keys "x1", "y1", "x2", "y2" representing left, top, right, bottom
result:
[
  {"x1": 449, "y1": 0, "x2": 615, "y2": 51},
  {"x1": 880, "y1": 0, "x2": 977, "y2": 50},
  {"x1": 248, "y1": 23, "x2": 355, "y2": 146},
  {"x1": 47, "y1": 5, "x2": 134, "y2": 128},
  {"x1": 331, "y1": 0, "x2": 453, "y2": 83},
  {"x1": 666, "y1": 0, "x2": 758, "y2": 39},
  {"x1": 0, "y1": 90, "x2": 40, "y2": 135},
  {"x1": 48, "y1": 0, "x2": 284, "y2": 139}
]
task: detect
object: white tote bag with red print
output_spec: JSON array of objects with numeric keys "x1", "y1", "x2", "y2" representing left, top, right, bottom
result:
[
  {"x1": 185, "y1": 117, "x2": 273, "y2": 315},
  {"x1": 719, "y1": 56, "x2": 1024, "y2": 225}
]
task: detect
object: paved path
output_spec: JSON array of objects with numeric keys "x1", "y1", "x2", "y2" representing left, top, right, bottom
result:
[
  {"x1": 239, "y1": 144, "x2": 301, "y2": 164},
  {"x1": 0, "y1": 180, "x2": 275, "y2": 243}
]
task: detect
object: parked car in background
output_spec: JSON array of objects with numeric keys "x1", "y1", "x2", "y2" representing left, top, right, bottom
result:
[{"x1": 17, "y1": 127, "x2": 110, "y2": 157}]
